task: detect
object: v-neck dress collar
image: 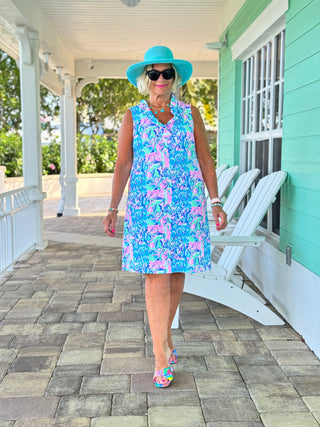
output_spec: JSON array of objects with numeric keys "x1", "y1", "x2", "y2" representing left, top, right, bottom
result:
[{"x1": 141, "y1": 94, "x2": 179, "y2": 127}]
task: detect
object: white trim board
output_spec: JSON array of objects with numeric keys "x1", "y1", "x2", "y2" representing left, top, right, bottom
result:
[
  {"x1": 240, "y1": 241, "x2": 320, "y2": 359},
  {"x1": 231, "y1": 0, "x2": 288, "y2": 60}
]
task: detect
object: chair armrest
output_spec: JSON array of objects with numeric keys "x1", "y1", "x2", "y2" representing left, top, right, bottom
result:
[{"x1": 210, "y1": 235, "x2": 265, "y2": 246}]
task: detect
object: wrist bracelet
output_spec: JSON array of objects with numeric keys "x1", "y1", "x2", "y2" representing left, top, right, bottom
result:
[
  {"x1": 108, "y1": 208, "x2": 119, "y2": 213},
  {"x1": 210, "y1": 197, "x2": 221, "y2": 204},
  {"x1": 211, "y1": 202, "x2": 223, "y2": 208}
]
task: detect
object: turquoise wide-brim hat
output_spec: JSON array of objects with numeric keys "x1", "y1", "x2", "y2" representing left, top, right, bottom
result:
[{"x1": 127, "y1": 45, "x2": 193, "y2": 87}]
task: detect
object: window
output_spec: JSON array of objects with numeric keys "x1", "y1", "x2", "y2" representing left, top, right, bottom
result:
[{"x1": 241, "y1": 29, "x2": 285, "y2": 235}]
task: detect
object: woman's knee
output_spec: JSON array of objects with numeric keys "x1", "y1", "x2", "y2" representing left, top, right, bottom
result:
[
  {"x1": 145, "y1": 273, "x2": 170, "y2": 282},
  {"x1": 171, "y1": 272, "x2": 185, "y2": 279}
]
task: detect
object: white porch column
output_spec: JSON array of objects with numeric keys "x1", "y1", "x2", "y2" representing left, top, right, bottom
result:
[
  {"x1": 57, "y1": 96, "x2": 66, "y2": 216},
  {"x1": 17, "y1": 26, "x2": 47, "y2": 249},
  {"x1": 62, "y1": 76, "x2": 80, "y2": 216}
]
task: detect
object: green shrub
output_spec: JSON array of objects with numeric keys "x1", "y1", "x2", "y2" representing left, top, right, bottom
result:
[
  {"x1": 1, "y1": 131, "x2": 215, "y2": 177},
  {"x1": 0, "y1": 131, "x2": 119, "y2": 177},
  {"x1": 77, "y1": 134, "x2": 118, "y2": 174},
  {"x1": 42, "y1": 138, "x2": 61, "y2": 175},
  {"x1": 0, "y1": 131, "x2": 23, "y2": 177}
]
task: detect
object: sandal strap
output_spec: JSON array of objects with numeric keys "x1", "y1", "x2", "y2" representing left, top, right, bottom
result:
[
  {"x1": 154, "y1": 367, "x2": 173, "y2": 377},
  {"x1": 153, "y1": 367, "x2": 173, "y2": 386},
  {"x1": 169, "y1": 349, "x2": 178, "y2": 364}
]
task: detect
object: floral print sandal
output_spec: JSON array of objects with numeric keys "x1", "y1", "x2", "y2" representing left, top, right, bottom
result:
[
  {"x1": 153, "y1": 367, "x2": 173, "y2": 388},
  {"x1": 169, "y1": 349, "x2": 178, "y2": 364}
]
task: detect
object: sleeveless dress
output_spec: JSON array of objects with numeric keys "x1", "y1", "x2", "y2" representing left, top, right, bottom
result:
[{"x1": 122, "y1": 94, "x2": 211, "y2": 274}]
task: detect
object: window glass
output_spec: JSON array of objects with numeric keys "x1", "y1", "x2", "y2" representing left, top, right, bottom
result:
[
  {"x1": 241, "y1": 29, "x2": 285, "y2": 235},
  {"x1": 255, "y1": 140, "x2": 269, "y2": 178}
]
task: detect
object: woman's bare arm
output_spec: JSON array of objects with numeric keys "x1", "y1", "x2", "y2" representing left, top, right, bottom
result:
[
  {"x1": 103, "y1": 109, "x2": 133, "y2": 237},
  {"x1": 192, "y1": 105, "x2": 227, "y2": 230}
]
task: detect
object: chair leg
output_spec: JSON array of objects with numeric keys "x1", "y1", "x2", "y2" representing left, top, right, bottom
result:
[{"x1": 184, "y1": 274, "x2": 284, "y2": 326}]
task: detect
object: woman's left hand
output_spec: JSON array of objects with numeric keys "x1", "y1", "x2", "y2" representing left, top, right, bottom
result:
[
  {"x1": 103, "y1": 211, "x2": 118, "y2": 237},
  {"x1": 212, "y1": 206, "x2": 228, "y2": 231}
]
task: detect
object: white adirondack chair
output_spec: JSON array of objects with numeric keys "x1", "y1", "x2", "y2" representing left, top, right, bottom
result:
[
  {"x1": 209, "y1": 168, "x2": 261, "y2": 235},
  {"x1": 218, "y1": 165, "x2": 239, "y2": 199},
  {"x1": 207, "y1": 165, "x2": 239, "y2": 221},
  {"x1": 215, "y1": 164, "x2": 228, "y2": 179},
  {"x1": 172, "y1": 171, "x2": 287, "y2": 328},
  {"x1": 205, "y1": 164, "x2": 229, "y2": 201}
]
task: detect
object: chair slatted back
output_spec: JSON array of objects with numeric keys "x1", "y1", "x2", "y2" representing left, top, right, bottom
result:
[
  {"x1": 222, "y1": 168, "x2": 261, "y2": 223},
  {"x1": 215, "y1": 164, "x2": 228, "y2": 179},
  {"x1": 218, "y1": 165, "x2": 239, "y2": 199},
  {"x1": 217, "y1": 171, "x2": 287, "y2": 279}
]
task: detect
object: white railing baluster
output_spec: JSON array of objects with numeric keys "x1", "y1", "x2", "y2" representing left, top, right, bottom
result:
[{"x1": 0, "y1": 186, "x2": 37, "y2": 273}]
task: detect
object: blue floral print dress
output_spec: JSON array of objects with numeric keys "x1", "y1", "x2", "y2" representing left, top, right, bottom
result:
[{"x1": 122, "y1": 94, "x2": 211, "y2": 274}]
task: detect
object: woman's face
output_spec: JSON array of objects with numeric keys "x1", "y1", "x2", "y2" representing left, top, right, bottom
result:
[{"x1": 148, "y1": 63, "x2": 174, "y2": 97}]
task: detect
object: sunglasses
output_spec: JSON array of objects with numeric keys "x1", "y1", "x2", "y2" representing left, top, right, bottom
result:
[{"x1": 146, "y1": 68, "x2": 175, "y2": 81}]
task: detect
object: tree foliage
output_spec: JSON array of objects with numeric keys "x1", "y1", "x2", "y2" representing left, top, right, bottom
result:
[
  {"x1": 1, "y1": 47, "x2": 217, "y2": 136},
  {"x1": 0, "y1": 49, "x2": 60, "y2": 134},
  {"x1": 1, "y1": 47, "x2": 218, "y2": 173},
  {"x1": 77, "y1": 78, "x2": 218, "y2": 134},
  {"x1": 180, "y1": 79, "x2": 217, "y2": 130},
  {"x1": 77, "y1": 79, "x2": 145, "y2": 134},
  {"x1": 0, "y1": 52, "x2": 21, "y2": 134}
]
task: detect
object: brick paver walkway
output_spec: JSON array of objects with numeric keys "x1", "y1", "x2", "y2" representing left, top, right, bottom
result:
[{"x1": 0, "y1": 196, "x2": 319, "y2": 426}]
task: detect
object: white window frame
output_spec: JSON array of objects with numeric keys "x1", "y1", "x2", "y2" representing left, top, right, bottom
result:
[
  {"x1": 231, "y1": 0, "x2": 288, "y2": 237},
  {"x1": 241, "y1": 30, "x2": 285, "y2": 235},
  {"x1": 231, "y1": 0, "x2": 288, "y2": 62},
  {"x1": 241, "y1": 29, "x2": 285, "y2": 137}
]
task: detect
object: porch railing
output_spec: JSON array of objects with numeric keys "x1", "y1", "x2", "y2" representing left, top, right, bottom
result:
[{"x1": 0, "y1": 186, "x2": 36, "y2": 273}]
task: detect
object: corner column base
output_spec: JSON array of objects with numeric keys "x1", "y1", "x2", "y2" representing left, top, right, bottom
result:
[
  {"x1": 63, "y1": 208, "x2": 81, "y2": 216},
  {"x1": 34, "y1": 240, "x2": 48, "y2": 250}
]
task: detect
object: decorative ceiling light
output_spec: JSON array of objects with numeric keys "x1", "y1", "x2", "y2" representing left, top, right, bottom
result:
[{"x1": 120, "y1": 0, "x2": 140, "y2": 7}]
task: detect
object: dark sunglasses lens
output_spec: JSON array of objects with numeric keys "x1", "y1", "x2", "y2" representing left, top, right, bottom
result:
[
  {"x1": 147, "y1": 70, "x2": 161, "y2": 80},
  {"x1": 163, "y1": 69, "x2": 175, "y2": 80},
  {"x1": 147, "y1": 69, "x2": 175, "y2": 81}
]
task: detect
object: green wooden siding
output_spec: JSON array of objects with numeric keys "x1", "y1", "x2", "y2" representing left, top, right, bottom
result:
[
  {"x1": 218, "y1": 52, "x2": 241, "y2": 167},
  {"x1": 280, "y1": 0, "x2": 320, "y2": 275},
  {"x1": 218, "y1": 0, "x2": 320, "y2": 275},
  {"x1": 284, "y1": 52, "x2": 320, "y2": 91},
  {"x1": 218, "y1": 0, "x2": 273, "y2": 166}
]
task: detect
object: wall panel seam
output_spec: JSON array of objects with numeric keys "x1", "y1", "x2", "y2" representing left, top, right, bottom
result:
[
  {"x1": 285, "y1": 0, "x2": 315, "y2": 24},
  {"x1": 285, "y1": 22, "x2": 320, "y2": 47}
]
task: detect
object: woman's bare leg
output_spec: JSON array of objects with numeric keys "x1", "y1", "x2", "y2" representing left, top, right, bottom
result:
[
  {"x1": 167, "y1": 272, "x2": 185, "y2": 350},
  {"x1": 145, "y1": 273, "x2": 171, "y2": 370}
]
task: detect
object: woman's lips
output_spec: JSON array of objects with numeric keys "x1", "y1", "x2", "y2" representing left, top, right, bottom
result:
[{"x1": 156, "y1": 84, "x2": 167, "y2": 87}]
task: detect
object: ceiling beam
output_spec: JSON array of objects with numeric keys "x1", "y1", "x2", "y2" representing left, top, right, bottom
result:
[
  {"x1": 75, "y1": 60, "x2": 218, "y2": 80},
  {"x1": 1, "y1": 0, "x2": 75, "y2": 74}
]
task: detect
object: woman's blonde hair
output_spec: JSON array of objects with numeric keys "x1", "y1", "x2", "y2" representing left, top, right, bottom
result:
[{"x1": 136, "y1": 64, "x2": 182, "y2": 95}]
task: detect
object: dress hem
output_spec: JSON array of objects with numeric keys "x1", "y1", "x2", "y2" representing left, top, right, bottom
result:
[{"x1": 121, "y1": 265, "x2": 211, "y2": 274}]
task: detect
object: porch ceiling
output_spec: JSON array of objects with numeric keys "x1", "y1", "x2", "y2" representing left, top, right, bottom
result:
[{"x1": 0, "y1": 0, "x2": 245, "y2": 88}]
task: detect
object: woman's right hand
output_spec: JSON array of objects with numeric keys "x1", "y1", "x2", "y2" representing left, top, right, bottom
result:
[{"x1": 103, "y1": 211, "x2": 118, "y2": 237}]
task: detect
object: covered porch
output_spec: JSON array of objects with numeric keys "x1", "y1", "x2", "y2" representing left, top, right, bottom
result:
[
  {"x1": 0, "y1": 0, "x2": 234, "y2": 272},
  {"x1": 0, "y1": 196, "x2": 319, "y2": 425}
]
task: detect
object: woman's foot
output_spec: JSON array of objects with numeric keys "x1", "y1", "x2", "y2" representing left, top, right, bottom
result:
[
  {"x1": 169, "y1": 348, "x2": 178, "y2": 364},
  {"x1": 153, "y1": 367, "x2": 173, "y2": 388}
]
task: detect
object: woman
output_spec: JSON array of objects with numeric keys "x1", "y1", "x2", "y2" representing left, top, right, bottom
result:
[{"x1": 103, "y1": 46, "x2": 227, "y2": 388}]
